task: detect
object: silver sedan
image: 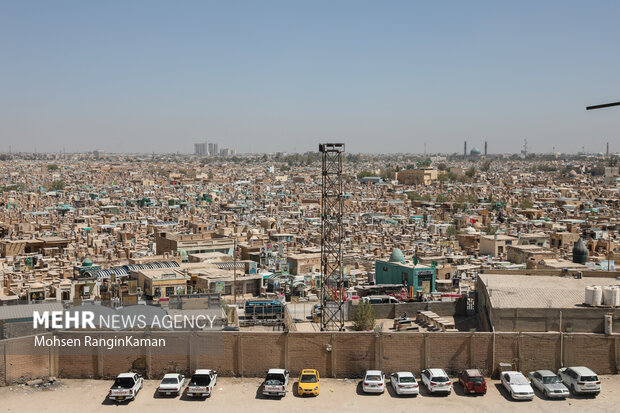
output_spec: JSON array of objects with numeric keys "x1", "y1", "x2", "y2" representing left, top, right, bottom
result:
[{"x1": 528, "y1": 370, "x2": 569, "y2": 399}]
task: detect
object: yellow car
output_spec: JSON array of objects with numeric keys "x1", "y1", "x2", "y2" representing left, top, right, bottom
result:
[{"x1": 297, "y1": 369, "x2": 320, "y2": 396}]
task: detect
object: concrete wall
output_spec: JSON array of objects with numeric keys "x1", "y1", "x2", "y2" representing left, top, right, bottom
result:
[
  {"x1": 1, "y1": 320, "x2": 39, "y2": 340},
  {"x1": 489, "y1": 307, "x2": 620, "y2": 334},
  {"x1": 3, "y1": 331, "x2": 620, "y2": 385}
]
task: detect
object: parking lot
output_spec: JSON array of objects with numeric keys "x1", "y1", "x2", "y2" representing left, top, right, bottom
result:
[{"x1": 1, "y1": 375, "x2": 619, "y2": 413}]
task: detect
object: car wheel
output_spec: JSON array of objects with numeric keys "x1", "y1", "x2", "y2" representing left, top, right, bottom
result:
[{"x1": 544, "y1": 389, "x2": 549, "y2": 399}]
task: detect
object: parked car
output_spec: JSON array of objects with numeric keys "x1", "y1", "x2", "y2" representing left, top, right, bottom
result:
[
  {"x1": 262, "y1": 369, "x2": 289, "y2": 397},
  {"x1": 362, "y1": 370, "x2": 385, "y2": 393},
  {"x1": 297, "y1": 369, "x2": 320, "y2": 396},
  {"x1": 557, "y1": 366, "x2": 601, "y2": 396},
  {"x1": 390, "y1": 371, "x2": 419, "y2": 396},
  {"x1": 157, "y1": 373, "x2": 185, "y2": 396},
  {"x1": 501, "y1": 371, "x2": 534, "y2": 400},
  {"x1": 108, "y1": 372, "x2": 143, "y2": 403},
  {"x1": 362, "y1": 295, "x2": 400, "y2": 304},
  {"x1": 187, "y1": 369, "x2": 217, "y2": 397},
  {"x1": 528, "y1": 370, "x2": 569, "y2": 399},
  {"x1": 420, "y1": 369, "x2": 452, "y2": 394},
  {"x1": 459, "y1": 369, "x2": 487, "y2": 394}
]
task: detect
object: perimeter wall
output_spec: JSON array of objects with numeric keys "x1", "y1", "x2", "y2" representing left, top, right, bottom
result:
[{"x1": 2, "y1": 331, "x2": 620, "y2": 385}]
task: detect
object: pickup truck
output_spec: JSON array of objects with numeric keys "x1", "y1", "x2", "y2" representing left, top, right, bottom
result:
[
  {"x1": 262, "y1": 369, "x2": 289, "y2": 397},
  {"x1": 108, "y1": 372, "x2": 143, "y2": 402},
  {"x1": 187, "y1": 369, "x2": 218, "y2": 397}
]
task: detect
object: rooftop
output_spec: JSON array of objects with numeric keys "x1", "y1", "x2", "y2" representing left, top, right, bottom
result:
[{"x1": 480, "y1": 274, "x2": 620, "y2": 309}]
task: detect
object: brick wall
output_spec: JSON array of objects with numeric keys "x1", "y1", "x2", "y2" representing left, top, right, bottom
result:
[
  {"x1": 2, "y1": 331, "x2": 619, "y2": 385},
  {"x1": 2, "y1": 335, "x2": 52, "y2": 384}
]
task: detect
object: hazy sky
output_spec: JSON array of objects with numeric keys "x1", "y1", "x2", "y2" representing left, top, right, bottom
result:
[{"x1": 1, "y1": 0, "x2": 619, "y2": 154}]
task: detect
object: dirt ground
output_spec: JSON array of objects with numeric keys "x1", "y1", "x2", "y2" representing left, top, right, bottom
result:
[{"x1": 1, "y1": 376, "x2": 618, "y2": 413}]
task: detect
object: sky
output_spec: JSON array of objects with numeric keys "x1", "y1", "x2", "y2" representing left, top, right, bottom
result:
[{"x1": 0, "y1": 0, "x2": 619, "y2": 155}]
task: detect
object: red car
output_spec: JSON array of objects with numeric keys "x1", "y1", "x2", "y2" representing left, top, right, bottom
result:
[{"x1": 459, "y1": 369, "x2": 487, "y2": 394}]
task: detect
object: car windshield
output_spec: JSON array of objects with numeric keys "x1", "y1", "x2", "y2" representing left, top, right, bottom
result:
[
  {"x1": 433, "y1": 376, "x2": 449, "y2": 382},
  {"x1": 399, "y1": 376, "x2": 416, "y2": 383},
  {"x1": 300, "y1": 374, "x2": 317, "y2": 383},
  {"x1": 190, "y1": 374, "x2": 211, "y2": 386},
  {"x1": 542, "y1": 376, "x2": 559, "y2": 384},
  {"x1": 581, "y1": 376, "x2": 598, "y2": 382},
  {"x1": 161, "y1": 378, "x2": 179, "y2": 385},
  {"x1": 266, "y1": 374, "x2": 285, "y2": 385},
  {"x1": 112, "y1": 378, "x2": 134, "y2": 388},
  {"x1": 366, "y1": 375, "x2": 381, "y2": 381},
  {"x1": 511, "y1": 376, "x2": 529, "y2": 385}
]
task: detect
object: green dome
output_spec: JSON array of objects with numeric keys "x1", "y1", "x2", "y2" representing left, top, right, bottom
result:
[
  {"x1": 389, "y1": 248, "x2": 405, "y2": 263},
  {"x1": 81, "y1": 258, "x2": 93, "y2": 267},
  {"x1": 470, "y1": 147, "x2": 481, "y2": 155}
]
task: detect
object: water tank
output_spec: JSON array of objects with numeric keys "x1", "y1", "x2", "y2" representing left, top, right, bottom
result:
[
  {"x1": 607, "y1": 286, "x2": 620, "y2": 307},
  {"x1": 603, "y1": 286, "x2": 615, "y2": 305},
  {"x1": 585, "y1": 285, "x2": 601, "y2": 305},
  {"x1": 585, "y1": 286, "x2": 594, "y2": 305},
  {"x1": 592, "y1": 286, "x2": 603, "y2": 306}
]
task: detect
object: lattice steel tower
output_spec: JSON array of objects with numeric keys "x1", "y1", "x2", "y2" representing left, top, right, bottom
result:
[{"x1": 319, "y1": 143, "x2": 345, "y2": 331}]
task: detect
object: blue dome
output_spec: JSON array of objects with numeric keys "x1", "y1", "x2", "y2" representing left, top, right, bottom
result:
[{"x1": 389, "y1": 248, "x2": 405, "y2": 263}]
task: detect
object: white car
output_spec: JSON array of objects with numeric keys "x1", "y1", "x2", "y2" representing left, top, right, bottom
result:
[
  {"x1": 558, "y1": 366, "x2": 601, "y2": 396},
  {"x1": 420, "y1": 369, "x2": 452, "y2": 394},
  {"x1": 362, "y1": 370, "x2": 385, "y2": 393},
  {"x1": 187, "y1": 369, "x2": 217, "y2": 397},
  {"x1": 262, "y1": 369, "x2": 290, "y2": 397},
  {"x1": 108, "y1": 372, "x2": 143, "y2": 403},
  {"x1": 501, "y1": 371, "x2": 534, "y2": 400},
  {"x1": 390, "y1": 371, "x2": 419, "y2": 396},
  {"x1": 158, "y1": 373, "x2": 185, "y2": 396}
]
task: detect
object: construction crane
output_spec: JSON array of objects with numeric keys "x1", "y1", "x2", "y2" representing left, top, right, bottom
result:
[{"x1": 586, "y1": 101, "x2": 620, "y2": 110}]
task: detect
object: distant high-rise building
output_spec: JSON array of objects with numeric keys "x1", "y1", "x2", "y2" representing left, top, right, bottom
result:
[
  {"x1": 208, "y1": 143, "x2": 218, "y2": 157},
  {"x1": 194, "y1": 143, "x2": 207, "y2": 156}
]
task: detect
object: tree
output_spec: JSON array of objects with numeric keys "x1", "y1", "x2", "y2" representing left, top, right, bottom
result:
[
  {"x1": 519, "y1": 198, "x2": 534, "y2": 209},
  {"x1": 446, "y1": 225, "x2": 459, "y2": 236},
  {"x1": 465, "y1": 166, "x2": 477, "y2": 178},
  {"x1": 49, "y1": 180, "x2": 65, "y2": 191},
  {"x1": 480, "y1": 160, "x2": 492, "y2": 172},
  {"x1": 357, "y1": 170, "x2": 374, "y2": 179},
  {"x1": 47, "y1": 164, "x2": 59, "y2": 171},
  {"x1": 353, "y1": 300, "x2": 376, "y2": 331},
  {"x1": 437, "y1": 163, "x2": 448, "y2": 171},
  {"x1": 407, "y1": 192, "x2": 431, "y2": 201},
  {"x1": 483, "y1": 225, "x2": 497, "y2": 235}
]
